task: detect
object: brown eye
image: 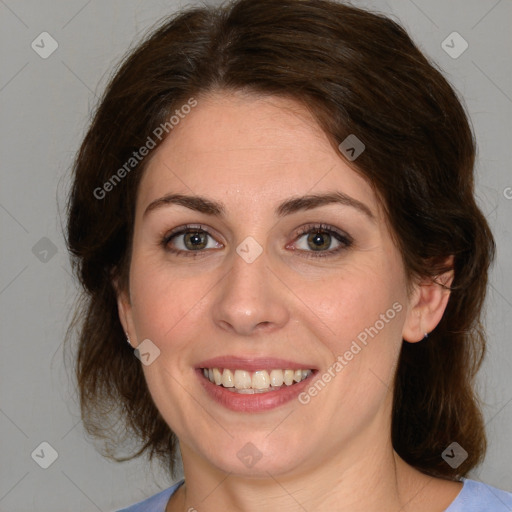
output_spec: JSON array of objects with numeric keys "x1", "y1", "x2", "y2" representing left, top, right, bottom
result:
[
  {"x1": 161, "y1": 225, "x2": 223, "y2": 257},
  {"x1": 306, "y1": 230, "x2": 333, "y2": 251},
  {"x1": 182, "y1": 230, "x2": 208, "y2": 250},
  {"x1": 293, "y1": 223, "x2": 353, "y2": 258}
]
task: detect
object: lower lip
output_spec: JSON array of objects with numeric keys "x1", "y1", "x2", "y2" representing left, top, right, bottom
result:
[{"x1": 196, "y1": 369, "x2": 316, "y2": 412}]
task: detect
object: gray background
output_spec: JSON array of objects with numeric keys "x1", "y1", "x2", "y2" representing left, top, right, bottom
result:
[{"x1": 0, "y1": 0, "x2": 511, "y2": 510}]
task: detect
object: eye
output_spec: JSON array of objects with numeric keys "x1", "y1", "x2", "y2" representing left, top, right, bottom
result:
[
  {"x1": 291, "y1": 223, "x2": 353, "y2": 258},
  {"x1": 161, "y1": 225, "x2": 223, "y2": 257},
  {"x1": 160, "y1": 223, "x2": 352, "y2": 259}
]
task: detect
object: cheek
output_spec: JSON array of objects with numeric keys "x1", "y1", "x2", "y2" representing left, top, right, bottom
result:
[
  {"x1": 304, "y1": 260, "x2": 405, "y2": 340},
  {"x1": 128, "y1": 252, "x2": 209, "y2": 342},
  {"x1": 310, "y1": 260, "x2": 407, "y2": 395}
]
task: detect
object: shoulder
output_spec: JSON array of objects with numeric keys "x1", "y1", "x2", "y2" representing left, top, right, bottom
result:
[
  {"x1": 114, "y1": 479, "x2": 185, "y2": 512},
  {"x1": 445, "y1": 478, "x2": 512, "y2": 512}
]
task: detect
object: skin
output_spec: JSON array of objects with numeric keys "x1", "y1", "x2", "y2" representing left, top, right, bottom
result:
[{"x1": 117, "y1": 91, "x2": 461, "y2": 512}]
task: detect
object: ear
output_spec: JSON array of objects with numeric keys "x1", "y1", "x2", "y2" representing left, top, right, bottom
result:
[
  {"x1": 112, "y1": 276, "x2": 137, "y2": 347},
  {"x1": 402, "y1": 256, "x2": 454, "y2": 343}
]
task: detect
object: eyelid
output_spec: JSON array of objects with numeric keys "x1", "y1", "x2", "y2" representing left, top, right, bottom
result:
[
  {"x1": 161, "y1": 222, "x2": 353, "y2": 258},
  {"x1": 292, "y1": 223, "x2": 353, "y2": 245},
  {"x1": 287, "y1": 222, "x2": 353, "y2": 258},
  {"x1": 161, "y1": 224, "x2": 224, "y2": 253}
]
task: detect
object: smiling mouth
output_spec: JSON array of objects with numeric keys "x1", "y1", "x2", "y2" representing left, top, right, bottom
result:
[{"x1": 201, "y1": 367, "x2": 314, "y2": 394}]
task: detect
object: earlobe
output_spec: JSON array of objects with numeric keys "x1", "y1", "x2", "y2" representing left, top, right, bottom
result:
[
  {"x1": 402, "y1": 258, "x2": 454, "y2": 343},
  {"x1": 113, "y1": 277, "x2": 136, "y2": 346}
]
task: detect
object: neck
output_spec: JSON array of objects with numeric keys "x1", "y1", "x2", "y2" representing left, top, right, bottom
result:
[{"x1": 174, "y1": 432, "x2": 430, "y2": 512}]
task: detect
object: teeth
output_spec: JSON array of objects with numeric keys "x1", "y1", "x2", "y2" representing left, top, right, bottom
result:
[
  {"x1": 283, "y1": 369, "x2": 295, "y2": 386},
  {"x1": 221, "y1": 369, "x2": 234, "y2": 388},
  {"x1": 252, "y1": 370, "x2": 270, "y2": 390},
  {"x1": 234, "y1": 370, "x2": 252, "y2": 390},
  {"x1": 202, "y1": 367, "x2": 312, "y2": 392},
  {"x1": 213, "y1": 367, "x2": 222, "y2": 385},
  {"x1": 270, "y1": 369, "x2": 284, "y2": 387}
]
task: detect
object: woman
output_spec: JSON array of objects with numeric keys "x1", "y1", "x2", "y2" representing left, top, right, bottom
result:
[{"x1": 65, "y1": 0, "x2": 512, "y2": 510}]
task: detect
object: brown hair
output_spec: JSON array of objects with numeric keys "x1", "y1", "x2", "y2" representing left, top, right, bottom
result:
[{"x1": 66, "y1": 0, "x2": 495, "y2": 480}]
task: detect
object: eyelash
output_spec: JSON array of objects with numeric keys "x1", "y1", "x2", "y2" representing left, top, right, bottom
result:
[{"x1": 160, "y1": 223, "x2": 353, "y2": 259}]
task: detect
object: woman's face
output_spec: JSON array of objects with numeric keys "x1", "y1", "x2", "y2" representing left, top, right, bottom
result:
[{"x1": 119, "y1": 91, "x2": 417, "y2": 478}]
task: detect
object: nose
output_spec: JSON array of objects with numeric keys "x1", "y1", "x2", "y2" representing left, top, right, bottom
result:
[{"x1": 211, "y1": 242, "x2": 290, "y2": 337}]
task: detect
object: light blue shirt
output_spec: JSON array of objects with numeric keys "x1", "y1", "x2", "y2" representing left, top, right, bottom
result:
[{"x1": 115, "y1": 477, "x2": 512, "y2": 511}]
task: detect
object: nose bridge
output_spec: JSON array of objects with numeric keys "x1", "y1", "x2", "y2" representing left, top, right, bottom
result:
[
  {"x1": 231, "y1": 237, "x2": 269, "y2": 295},
  {"x1": 212, "y1": 234, "x2": 289, "y2": 335}
]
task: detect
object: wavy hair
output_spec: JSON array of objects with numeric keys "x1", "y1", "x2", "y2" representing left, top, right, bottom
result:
[{"x1": 66, "y1": 0, "x2": 495, "y2": 480}]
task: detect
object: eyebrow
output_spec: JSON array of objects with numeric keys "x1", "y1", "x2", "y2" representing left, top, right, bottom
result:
[{"x1": 143, "y1": 191, "x2": 375, "y2": 222}]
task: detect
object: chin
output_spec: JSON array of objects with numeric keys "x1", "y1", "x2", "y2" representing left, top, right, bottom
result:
[{"x1": 201, "y1": 432, "x2": 313, "y2": 478}]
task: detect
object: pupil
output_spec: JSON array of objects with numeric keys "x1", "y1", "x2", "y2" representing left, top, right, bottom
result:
[
  {"x1": 185, "y1": 231, "x2": 206, "y2": 250},
  {"x1": 308, "y1": 231, "x2": 330, "y2": 251}
]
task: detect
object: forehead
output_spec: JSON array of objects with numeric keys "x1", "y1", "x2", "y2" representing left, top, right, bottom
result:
[{"x1": 137, "y1": 91, "x2": 378, "y2": 217}]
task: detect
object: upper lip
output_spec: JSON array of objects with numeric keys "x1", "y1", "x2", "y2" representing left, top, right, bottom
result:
[{"x1": 196, "y1": 356, "x2": 317, "y2": 372}]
